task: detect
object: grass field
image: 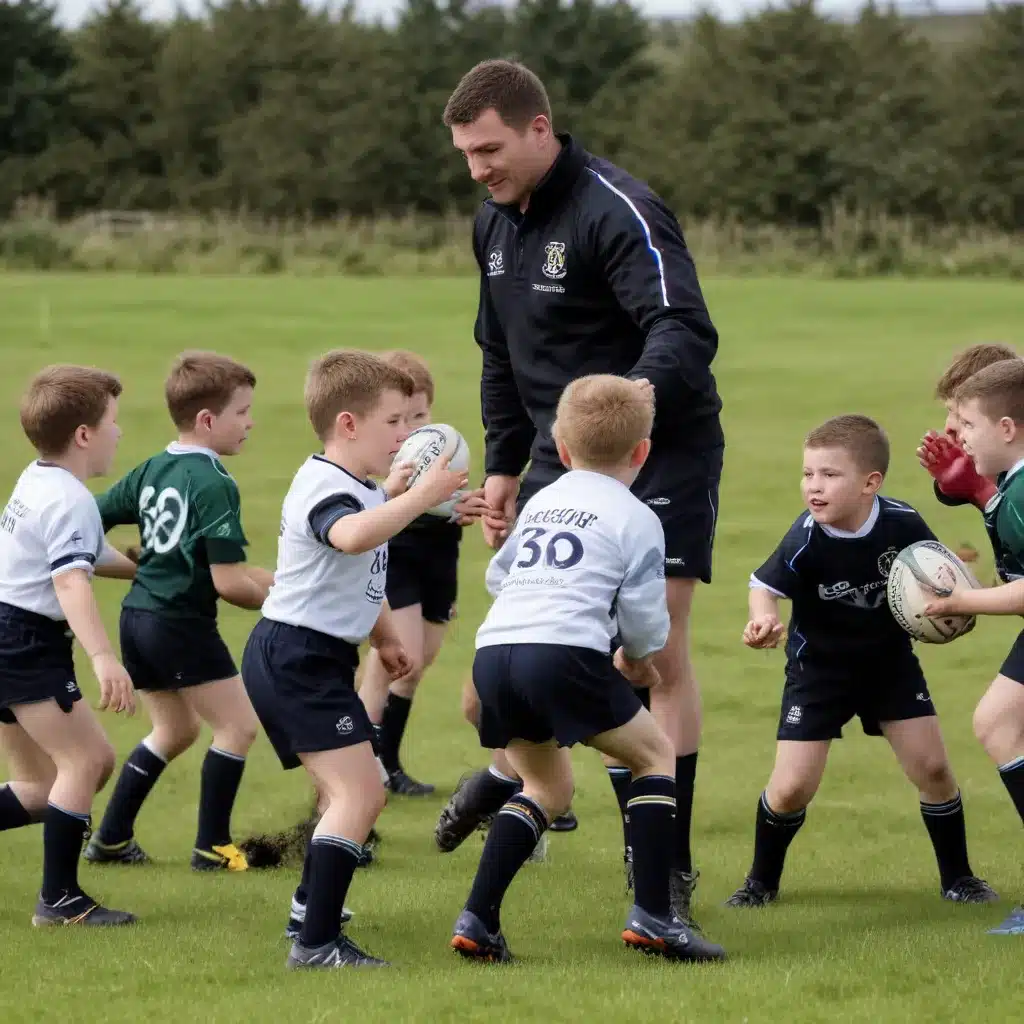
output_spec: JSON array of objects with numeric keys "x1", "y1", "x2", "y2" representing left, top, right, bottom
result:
[{"x1": 0, "y1": 274, "x2": 1021, "y2": 1023}]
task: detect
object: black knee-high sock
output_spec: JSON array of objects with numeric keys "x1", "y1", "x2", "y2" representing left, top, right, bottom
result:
[
  {"x1": 998, "y1": 756, "x2": 1024, "y2": 826},
  {"x1": 674, "y1": 753, "x2": 697, "y2": 874},
  {"x1": 293, "y1": 839, "x2": 314, "y2": 909},
  {"x1": 195, "y1": 747, "x2": 246, "y2": 851},
  {"x1": 41, "y1": 803, "x2": 90, "y2": 903},
  {"x1": 627, "y1": 774, "x2": 676, "y2": 918},
  {"x1": 379, "y1": 693, "x2": 412, "y2": 774},
  {"x1": 749, "y1": 792, "x2": 806, "y2": 891},
  {"x1": 0, "y1": 784, "x2": 36, "y2": 831},
  {"x1": 607, "y1": 766, "x2": 632, "y2": 854},
  {"x1": 921, "y1": 792, "x2": 973, "y2": 890},
  {"x1": 465, "y1": 794, "x2": 549, "y2": 933},
  {"x1": 459, "y1": 765, "x2": 522, "y2": 821},
  {"x1": 96, "y1": 741, "x2": 167, "y2": 845},
  {"x1": 298, "y1": 834, "x2": 361, "y2": 948}
]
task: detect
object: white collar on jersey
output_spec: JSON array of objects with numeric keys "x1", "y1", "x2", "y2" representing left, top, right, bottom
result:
[
  {"x1": 1004, "y1": 457, "x2": 1024, "y2": 483},
  {"x1": 818, "y1": 495, "x2": 879, "y2": 540},
  {"x1": 166, "y1": 442, "x2": 220, "y2": 460}
]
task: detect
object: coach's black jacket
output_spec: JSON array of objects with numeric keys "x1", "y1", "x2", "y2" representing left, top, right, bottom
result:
[{"x1": 473, "y1": 133, "x2": 723, "y2": 478}]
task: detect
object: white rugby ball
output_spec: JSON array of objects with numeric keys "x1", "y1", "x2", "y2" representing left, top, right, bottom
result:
[
  {"x1": 886, "y1": 539, "x2": 983, "y2": 644},
  {"x1": 392, "y1": 423, "x2": 469, "y2": 519}
]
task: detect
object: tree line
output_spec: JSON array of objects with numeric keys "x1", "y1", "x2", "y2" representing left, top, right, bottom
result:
[{"x1": 2, "y1": 0, "x2": 1023, "y2": 231}]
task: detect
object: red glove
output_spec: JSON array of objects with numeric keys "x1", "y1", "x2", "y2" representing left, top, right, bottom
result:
[{"x1": 918, "y1": 431, "x2": 997, "y2": 508}]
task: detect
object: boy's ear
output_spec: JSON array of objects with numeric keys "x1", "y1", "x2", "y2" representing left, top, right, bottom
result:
[
  {"x1": 864, "y1": 470, "x2": 883, "y2": 495},
  {"x1": 630, "y1": 437, "x2": 651, "y2": 468},
  {"x1": 336, "y1": 410, "x2": 357, "y2": 438},
  {"x1": 555, "y1": 438, "x2": 573, "y2": 470}
]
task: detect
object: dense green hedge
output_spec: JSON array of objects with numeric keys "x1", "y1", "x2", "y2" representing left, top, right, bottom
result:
[
  {"x1": 2, "y1": 209, "x2": 1021, "y2": 278},
  {"x1": 2, "y1": 0, "x2": 1023, "y2": 238}
]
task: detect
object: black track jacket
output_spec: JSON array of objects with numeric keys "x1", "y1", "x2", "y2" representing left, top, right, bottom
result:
[{"x1": 473, "y1": 133, "x2": 724, "y2": 478}]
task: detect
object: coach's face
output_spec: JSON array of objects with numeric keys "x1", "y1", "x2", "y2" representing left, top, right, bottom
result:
[{"x1": 451, "y1": 108, "x2": 554, "y2": 208}]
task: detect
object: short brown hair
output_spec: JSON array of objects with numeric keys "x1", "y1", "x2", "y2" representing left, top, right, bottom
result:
[
  {"x1": 804, "y1": 414, "x2": 890, "y2": 475},
  {"x1": 443, "y1": 59, "x2": 551, "y2": 130},
  {"x1": 380, "y1": 350, "x2": 434, "y2": 404},
  {"x1": 165, "y1": 351, "x2": 256, "y2": 430},
  {"x1": 952, "y1": 358, "x2": 1024, "y2": 424},
  {"x1": 305, "y1": 349, "x2": 416, "y2": 441},
  {"x1": 935, "y1": 343, "x2": 1018, "y2": 400},
  {"x1": 20, "y1": 364, "x2": 122, "y2": 457},
  {"x1": 552, "y1": 375, "x2": 653, "y2": 467}
]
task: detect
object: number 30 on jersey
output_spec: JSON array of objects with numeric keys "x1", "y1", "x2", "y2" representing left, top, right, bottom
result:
[{"x1": 514, "y1": 527, "x2": 584, "y2": 570}]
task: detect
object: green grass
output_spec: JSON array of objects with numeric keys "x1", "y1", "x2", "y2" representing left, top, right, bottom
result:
[{"x1": 0, "y1": 274, "x2": 1022, "y2": 1023}]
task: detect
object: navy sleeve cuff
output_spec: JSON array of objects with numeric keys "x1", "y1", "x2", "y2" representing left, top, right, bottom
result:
[
  {"x1": 50, "y1": 552, "x2": 96, "y2": 572},
  {"x1": 308, "y1": 493, "x2": 364, "y2": 544}
]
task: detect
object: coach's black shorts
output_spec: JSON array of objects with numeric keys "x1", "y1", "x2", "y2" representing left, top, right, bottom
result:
[
  {"x1": 0, "y1": 602, "x2": 81, "y2": 724},
  {"x1": 386, "y1": 538, "x2": 459, "y2": 625},
  {"x1": 998, "y1": 629, "x2": 1024, "y2": 685},
  {"x1": 241, "y1": 617, "x2": 371, "y2": 770},
  {"x1": 777, "y1": 657, "x2": 936, "y2": 742},
  {"x1": 473, "y1": 642, "x2": 643, "y2": 749},
  {"x1": 120, "y1": 607, "x2": 237, "y2": 692},
  {"x1": 518, "y1": 445, "x2": 724, "y2": 583}
]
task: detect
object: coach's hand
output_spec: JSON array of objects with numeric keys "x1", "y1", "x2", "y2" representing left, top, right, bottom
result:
[
  {"x1": 743, "y1": 615, "x2": 784, "y2": 649},
  {"x1": 482, "y1": 475, "x2": 519, "y2": 549},
  {"x1": 631, "y1": 377, "x2": 655, "y2": 407},
  {"x1": 452, "y1": 487, "x2": 492, "y2": 526}
]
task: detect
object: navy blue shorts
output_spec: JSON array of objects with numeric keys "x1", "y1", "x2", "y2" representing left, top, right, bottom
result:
[
  {"x1": 999, "y1": 629, "x2": 1024, "y2": 685},
  {"x1": 473, "y1": 643, "x2": 643, "y2": 749},
  {"x1": 386, "y1": 538, "x2": 459, "y2": 624},
  {"x1": 0, "y1": 602, "x2": 81, "y2": 724},
  {"x1": 777, "y1": 658, "x2": 935, "y2": 742},
  {"x1": 518, "y1": 445, "x2": 723, "y2": 583},
  {"x1": 241, "y1": 617, "x2": 372, "y2": 770},
  {"x1": 120, "y1": 607, "x2": 237, "y2": 692}
]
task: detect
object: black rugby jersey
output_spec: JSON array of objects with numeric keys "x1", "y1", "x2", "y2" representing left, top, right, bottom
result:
[
  {"x1": 753, "y1": 496, "x2": 936, "y2": 669},
  {"x1": 473, "y1": 133, "x2": 723, "y2": 478}
]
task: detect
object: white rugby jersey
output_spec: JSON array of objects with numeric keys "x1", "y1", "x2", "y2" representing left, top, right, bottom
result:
[
  {"x1": 476, "y1": 469, "x2": 670, "y2": 659},
  {"x1": 0, "y1": 461, "x2": 105, "y2": 621},
  {"x1": 261, "y1": 455, "x2": 388, "y2": 643}
]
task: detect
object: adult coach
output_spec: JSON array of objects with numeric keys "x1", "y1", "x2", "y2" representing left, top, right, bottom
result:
[{"x1": 434, "y1": 59, "x2": 724, "y2": 927}]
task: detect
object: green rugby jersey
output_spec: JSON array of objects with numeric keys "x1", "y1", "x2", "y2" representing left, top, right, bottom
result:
[
  {"x1": 97, "y1": 442, "x2": 248, "y2": 620},
  {"x1": 983, "y1": 459, "x2": 1024, "y2": 583}
]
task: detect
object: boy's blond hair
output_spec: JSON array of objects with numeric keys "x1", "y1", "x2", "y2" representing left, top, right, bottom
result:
[
  {"x1": 380, "y1": 350, "x2": 434, "y2": 404},
  {"x1": 305, "y1": 350, "x2": 416, "y2": 441},
  {"x1": 804, "y1": 414, "x2": 890, "y2": 475},
  {"x1": 165, "y1": 351, "x2": 256, "y2": 430},
  {"x1": 935, "y1": 343, "x2": 1018, "y2": 401},
  {"x1": 553, "y1": 374, "x2": 653, "y2": 467},
  {"x1": 952, "y1": 358, "x2": 1024, "y2": 425},
  {"x1": 20, "y1": 364, "x2": 122, "y2": 458}
]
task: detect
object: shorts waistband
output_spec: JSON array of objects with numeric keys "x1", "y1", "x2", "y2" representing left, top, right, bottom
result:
[
  {"x1": 258, "y1": 618, "x2": 360, "y2": 666},
  {"x1": 0, "y1": 601, "x2": 69, "y2": 638}
]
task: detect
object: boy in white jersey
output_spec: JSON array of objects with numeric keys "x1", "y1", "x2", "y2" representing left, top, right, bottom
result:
[
  {"x1": 0, "y1": 365, "x2": 138, "y2": 926},
  {"x1": 449, "y1": 375, "x2": 726, "y2": 964},
  {"x1": 242, "y1": 350, "x2": 467, "y2": 970}
]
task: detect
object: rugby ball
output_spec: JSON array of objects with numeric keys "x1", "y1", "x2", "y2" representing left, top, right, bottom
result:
[
  {"x1": 392, "y1": 423, "x2": 469, "y2": 519},
  {"x1": 886, "y1": 540, "x2": 983, "y2": 644}
]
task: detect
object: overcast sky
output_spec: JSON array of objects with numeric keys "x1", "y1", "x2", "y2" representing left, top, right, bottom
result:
[{"x1": 53, "y1": 0, "x2": 986, "y2": 26}]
